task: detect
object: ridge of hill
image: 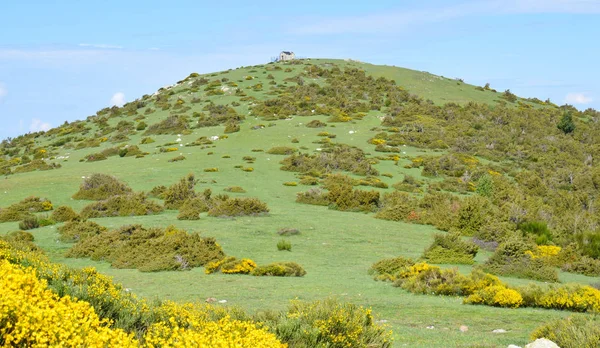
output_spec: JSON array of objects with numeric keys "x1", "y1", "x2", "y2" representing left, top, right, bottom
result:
[{"x1": 1, "y1": 58, "x2": 599, "y2": 347}]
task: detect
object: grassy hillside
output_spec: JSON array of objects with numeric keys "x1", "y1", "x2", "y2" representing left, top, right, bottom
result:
[{"x1": 1, "y1": 58, "x2": 599, "y2": 347}]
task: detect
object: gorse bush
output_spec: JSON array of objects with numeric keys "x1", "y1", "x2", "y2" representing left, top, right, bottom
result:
[
  {"x1": 277, "y1": 240, "x2": 292, "y2": 251},
  {"x1": 224, "y1": 186, "x2": 246, "y2": 193},
  {"x1": 177, "y1": 197, "x2": 210, "y2": 220},
  {"x1": 144, "y1": 115, "x2": 189, "y2": 135},
  {"x1": 72, "y1": 173, "x2": 133, "y2": 200},
  {"x1": 205, "y1": 257, "x2": 257, "y2": 275},
  {"x1": 18, "y1": 216, "x2": 40, "y2": 230},
  {"x1": 79, "y1": 192, "x2": 164, "y2": 218},
  {"x1": 164, "y1": 173, "x2": 198, "y2": 209},
  {"x1": 531, "y1": 316, "x2": 600, "y2": 348},
  {"x1": 58, "y1": 219, "x2": 107, "y2": 243},
  {"x1": 50, "y1": 205, "x2": 79, "y2": 222},
  {"x1": 422, "y1": 232, "x2": 479, "y2": 264},
  {"x1": 266, "y1": 146, "x2": 297, "y2": 155},
  {"x1": 208, "y1": 197, "x2": 269, "y2": 217},
  {"x1": 280, "y1": 143, "x2": 378, "y2": 176},
  {"x1": 369, "y1": 256, "x2": 415, "y2": 282},
  {"x1": 67, "y1": 224, "x2": 225, "y2": 272},
  {"x1": 251, "y1": 262, "x2": 306, "y2": 277}
]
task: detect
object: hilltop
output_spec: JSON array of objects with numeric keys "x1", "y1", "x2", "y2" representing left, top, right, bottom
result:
[{"x1": 1, "y1": 58, "x2": 599, "y2": 347}]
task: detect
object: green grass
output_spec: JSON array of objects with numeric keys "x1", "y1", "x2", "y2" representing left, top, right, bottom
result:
[{"x1": 0, "y1": 59, "x2": 585, "y2": 347}]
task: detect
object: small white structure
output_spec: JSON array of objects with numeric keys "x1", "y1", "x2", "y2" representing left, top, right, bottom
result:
[{"x1": 279, "y1": 51, "x2": 295, "y2": 61}]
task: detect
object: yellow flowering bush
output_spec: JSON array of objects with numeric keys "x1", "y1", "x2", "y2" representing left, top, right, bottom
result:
[
  {"x1": 534, "y1": 284, "x2": 600, "y2": 312},
  {"x1": 0, "y1": 260, "x2": 138, "y2": 347},
  {"x1": 464, "y1": 285, "x2": 523, "y2": 308},
  {"x1": 369, "y1": 138, "x2": 387, "y2": 145},
  {"x1": 205, "y1": 257, "x2": 257, "y2": 275}
]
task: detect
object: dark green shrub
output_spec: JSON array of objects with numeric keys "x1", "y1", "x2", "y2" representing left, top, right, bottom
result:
[
  {"x1": 375, "y1": 191, "x2": 418, "y2": 222},
  {"x1": 148, "y1": 185, "x2": 167, "y2": 198},
  {"x1": 305, "y1": 120, "x2": 327, "y2": 128},
  {"x1": 259, "y1": 298, "x2": 392, "y2": 348},
  {"x1": 224, "y1": 122, "x2": 240, "y2": 133},
  {"x1": 518, "y1": 221, "x2": 553, "y2": 245},
  {"x1": 208, "y1": 197, "x2": 269, "y2": 217},
  {"x1": 557, "y1": 111, "x2": 576, "y2": 134},
  {"x1": 277, "y1": 228, "x2": 300, "y2": 236},
  {"x1": 118, "y1": 145, "x2": 142, "y2": 157},
  {"x1": 0, "y1": 197, "x2": 53, "y2": 222},
  {"x1": 144, "y1": 115, "x2": 189, "y2": 135},
  {"x1": 224, "y1": 186, "x2": 246, "y2": 193},
  {"x1": 66, "y1": 224, "x2": 225, "y2": 272},
  {"x1": 58, "y1": 219, "x2": 107, "y2": 243},
  {"x1": 531, "y1": 316, "x2": 600, "y2": 348},
  {"x1": 19, "y1": 216, "x2": 40, "y2": 230},
  {"x1": 140, "y1": 137, "x2": 155, "y2": 144},
  {"x1": 84, "y1": 152, "x2": 107, "y2": 162},
  {"x1": 177, "y1": 197, "x2": 209, "y2": 220},
  {"x1": 4, "y1": 230, "x2": 35, "y2": 242},
  {"x1": 422, "y1": 232, "x2": 479, "y2": 264},
  {"x1": 72, "y1": 174, "x2": 133, "y2": 200},
  {"x1": 136, "y1": 121, "x2": 147, "y2": 131},
  {"x1": 79, "y1": 192, "x2": 164, "y2": 218},
  {"x1": 51, "y1": 205, "x2": 80, "y2": 222},
  {"x1": 266, "y1": 146, "x2": 297, "y2": 155},
  {"x1": 369, "y1": 256, "x2": 415, "y2": 281},
  {"x1": 483, "y1": 238, "x2": 559, "y2": 282},
  {"x1": 280, "y1": 144, "x2": 378, "y2": 176},
  {"x1": 251, "y1": 262, "x2": 306, "y2": 277},
  {"x1": 576, "y1": 231, "x2": 600, "y2": 259},
  {"x1": 277, "y1": 240, "x2": 292, "y2": 251},
  {"x1": 163, "y1": 173, "x2": 197, "y2": 209},
  {"x1": 168, "y1": 155, "x2": 186, "y2": 162},
  {"x1": 561, "y1": 255, "x2": 600, "y2": 277}
]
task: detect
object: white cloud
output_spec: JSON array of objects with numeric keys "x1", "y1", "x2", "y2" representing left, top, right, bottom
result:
[
  {"x1": 78, "y1": 43, "x2": 123, "y2": 49},
  {"x1": 0, "y1": 82, "x2": 6, "y2": 102},
  {"x1": 110, "y1": 92, "x2": 126, "y2": 107},
  {"x1": 30, "y1": 119, "x2": 52, "y2": 132},
  {"x1": 565, "y1": 93, "x2": 593, "y2": 104}
]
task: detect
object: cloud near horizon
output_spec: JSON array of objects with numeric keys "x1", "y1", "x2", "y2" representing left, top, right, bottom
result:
[
  {"x1": 0, "y1": 83, "x2": 7, "y2": 102},
  {"x1": 110, "y1": 92, "x2": 126, "y2": 107},
  {"x1": 30, "y1": 119, "x2": 52, "y2": 132},
  {"x1": 565, "y1": 93, "x2": 593, "y2": 105}
]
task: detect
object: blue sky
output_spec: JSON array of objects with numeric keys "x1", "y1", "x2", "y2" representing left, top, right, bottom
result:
[{"x1": 1, "y1": 0, "x2": 599, "y2": 140}]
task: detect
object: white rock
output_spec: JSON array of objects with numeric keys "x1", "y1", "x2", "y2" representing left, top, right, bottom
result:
[
  {"x1": 218, "y1": 300, "x2": 227, "y2": 303},
  {"x1": 349, "y1": 130, "x2": 355, "y2": 134},
  {"x1": 525, "y1": 338, "x2": 559, "y2": 348},
  {"x1": 210, "y1": 136, "x2": 219, "y2": 141},
  {"x1": 426, "y1": 326, "x2": 435, "y2": 329},
  {"x1": 508, "y1": 345, "x2": 522, "y2": 348},
  {"x1": 493, "y1": 329, "x2": 507, "y2": 333}
]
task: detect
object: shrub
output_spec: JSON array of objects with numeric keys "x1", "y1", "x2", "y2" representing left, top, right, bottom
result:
[
  {"x1": 422, "y1": 232, "x2": 479, "y2": 264},
  {"x1": 305, "y1": 120, "x2": 327, "y2": 128},
  {"x1": 261, "y1": 298, "x2": 393, "y2": 348},
  {"x1": 224, "y1": 122, "x2": 240, "y2": 133},
  {"x1": 531, "y1": 316, "x2": 600, "y2": 348},
  {"x1": 369, "y1": 256, "x2": 415, "y2": 281},
  {"x1": 144, "y1": 115, "x2": 189, "y2": 135},
  {"x1": 148, "y1": 185, "x2": 167, "y2": 198},
  {"x1": 299, "y1": 176, "x2": 319, "y2": 185},
  {"x1": 84, "y1": 152, "x2": 107, "y2": 162},
  {"x1": 67, "y1": 224, "x2": 225, "y2": 272},
  {"x1": 277, "y1": 228, "x2": 300, "y2": 236},
  {"x1": 205, "y1": 257, "x2": 257, "y2": 275},
  {"x1": 283, "y1": 182, "x2": 297, "y2": 186},
  {"x1": 277, "y1": 240, "x2": 292, "y2": 251},
  {"x1": 18, "y1": 216, "x2": 40, "y2": 230},
  {"x1": 79, "y1": 192, "x2": 164, "y2": 218},
  {"x1": 0, "y1": 197, "x2": 52, "y2": 222},
  {"x1": 168, "y1": 155, "x2": 186, "y2": 162},
  {"x1": 3, "y1": 230, "x2": 35, "y2": 243},
  {"x1": 51, "y1": 205, "x2": 79, "y2": 222},
  {"x1": 164, "y1": 173, "x2": 197, "y2": 209},
  {"x1": 528, "y1": 284, "x2": 600, "y2": 312},
  {"x1": 251, "y1": 262, "x2": 306, "y2": 277},
  {"x1": 464, "y1": 285, "x2": 523, "y2": 308},
  {"x1": 561, "y1": 255, "x2": 600, "y2": 277},
  {"x1": 72, "y1": 174, "x2": 133, "y2": 200},
  {"x1": 242, "y1": 167, "x2": 254, "y2": 172},
  {"x1": 140, "y1": 137, "x2": 155, "y2": 144},
  {"x1": 266, "y1": 146, "x2": 297, "y2": 155},
  {"x1": 203, "y1": 167, "x2": 218, "y2": 172},
  {"x1": 208, "y1": 197, "x2": 269, "y2": 217},
  {"x1": 224, "y1": 186, "x2": 246, "y2": 193},
  {"x1": 58, "y1": 219, "x2": 107, "y2": 243},
  {"x1": 177, "y1": 197, "x2": 210, "y2": 220}
]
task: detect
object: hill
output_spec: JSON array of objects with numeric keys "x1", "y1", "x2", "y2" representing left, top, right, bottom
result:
[{"x1": 1, "y1": 58, "x2": 599, "y2": 347}]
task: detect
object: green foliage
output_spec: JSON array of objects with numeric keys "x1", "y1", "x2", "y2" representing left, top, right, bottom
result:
[
  {"x1": 66, "y1": 224, "x2": 225, "y2": 272},
  {"x1": 4, "y1": 230, "x2": 35, "y2": 243},
  {"x1": 531, "y1": 316, "x2": 600, "y2": 348},
  {"x1": 168, "y1": 155, "x2": 186, "y2": 162},
  {"x1": 79, "y1": 192, "x2": 164, "y2": 218},
  {"x1": 557, "y1": 111, "x2": 576, "y2": 134},
  {"x1": 277, "y1": 240, "x2": 292, "y2": 251},
  {"x1": 18, "y1": 216, "x2": 40, "y2": 230},
  {"x1": 208, "y1": 197, "x2": 269, "y2": 217},
  {"x1": 483, "y1": 238, "x2": 559, "y2": 282},
  {"x1": 251, "y1": 262, "x2": 306, "y2": 277},
  {"x1": 422, "y1": 232, "x2": 479, "y2": 264},
  {"x1": 260, "y1": 298, "x2": 392, "y2": 348},
  {"x1": 223, "y1": 122, "x2": 240, "y2": 133},
  {"x1": 177, "y1": 197, "x2": 209, "y2": 220},
  {"x1": 144, "y1": 115, "x2": 189, "y2": 135},
  {"x1": 223, "y1": 186, "x2": 246, "y2": 193},
  {"x1": 50, "y1": 205, "x2": 80, "y2": 222},
  {"x1": 277, "y1": 227, "x2": 300, "y2": 236},
  {"x1": 518, "y1": 221, "x2": 553, "y2": 245},
  {"x1": 72, "y1": 173, "x2": 133, "y2": 200},
  {"x1": 280, "y1": 144, "x2": 378, "y2": 176},
  {"x1": 476, "y1": 174, "x2": 494, "y2": 197},
  {"x1": 0, "y1": 196, "x2": 52, "y2": 222},
  {"x1": 163, "y1": 173, "x2": 197, "y2": 209},
  {"x1": 57, "y1": 219, "x2": 107, "y2": 243},
  {"x1": 266, "y1": 146, "x2": 297, "y2": 155},
  {"x1": 576, "y1": 231, "x2": 600, "y2": 259},
  {"x1": 369, "y1": 256, "x2": 415, "y2": 281}
]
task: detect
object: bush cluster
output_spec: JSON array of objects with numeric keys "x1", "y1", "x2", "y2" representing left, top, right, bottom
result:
[
  {"x1": 79, "y1": 192, "x2": 164, "y2": 218},
  {"x1": 205, "y1": 257, "x2": 257, "y2": 274},
  {"x1": 50, "y1": 205, "x2": 80, "y2": 222},
  {"x1": 251, "y1": 262, "x2": 306, "y2": 277},
  {"x1": 58, "y1": 219, "x2": 107, "y2": 243},
  {"x1": 422, "y1": 232, "x2": 479, "y2": 264},
  {"x1": 0, "y1": 196, "x2": 53, "y2": 222},
  {"x1": 531, "y1": 316, "x2": 600, "y2": 348},
  {"x1": 72, "y1": 173, "x2": 133, "y2": 200},
  {"x1": 208, "y1": 197, "x2": 269, "y2": 217}
]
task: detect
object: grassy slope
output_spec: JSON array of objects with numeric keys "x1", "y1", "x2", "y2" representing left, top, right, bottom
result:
[{"x1": 0, "y1": 59, "x2": 584, "y2": 347}]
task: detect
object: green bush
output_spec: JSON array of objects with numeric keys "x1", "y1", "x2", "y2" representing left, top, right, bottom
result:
[
  {"x1": 266, "y1": 146, "x2": 297, "y2": 155},
  {"x1": 259, "y1": 298, "x2": 392, "y2": 348},
  {"x1": 305, "y1": 120, "x2": 327, "y2": 128},
  {"x1": 422, "y1": 232, "x2": 479, "y2": 264},
  {"x1": 66, "y1": 224, "x2": 225, "y2": 272},
  {"x1": 18, "y1": 216, "x2": 40, "y2": 230},
  {"x1": 561, "y1": 255, "x2": 600, "y2": 277},
  {"x1": 163, "y1": 173, "x2": 197, "y2": 209},
  {"x1": 277, "y1": 240, "x2": 292, "y2": 251},
  {"x1": 84, "y1": 152, "x2": 107, "y2": 162},
  {"x1": 224, "y1": 122, "x2": 240, "y2": 133},
  {"x1": 277, "y1": 228, "x2": 300, "y2": 236},
  {"x1": 177, "y1": 197, "x2": 209, "y2": 220},
  {"x1": 140, "y1": 137, "x2": 155, "y2": 144},
  {"x1": 168, "y1": 155, "x2": 186, "y2": 162},
  {"x1": 58, "y1": 219, "x2": 107, "y2": 243},
  {"x1": 251, "y1": 262, "x2": 306, "y2": 277},
  {"x1": 369, "y1": 256, "x2": 415, "y2": 281},
  {"x1": 208, "y1": 197, "x2": 269, "y2": 217},
  {"x1": 4, "y1": 230, "x2": 35, "y2": 243},
  {"x1": 0, "y1": 197, "x2": 52, "y2": 222},
  {"x1": 144, "y1": 115, "x2": 189, "y2": 135},
  {"x1": 72, "y1": 173, "x2": 133, "y2": 200},
  {"x1": 148, "y1": 185, "x2": 167, "y2": 198},
  {"x1": 51, "y1": 205, "x2": 79, "y2": 222},
  {"x1": 79, "y1": 192, "x2": 164, "y2": 218},
  {"x1": 224, "y1": 186, "x2": 246, "y2": 193},
  {"x1": 531, "y1": 316, "x2": 600, "y2": 348}
]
